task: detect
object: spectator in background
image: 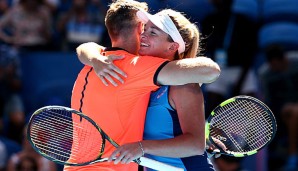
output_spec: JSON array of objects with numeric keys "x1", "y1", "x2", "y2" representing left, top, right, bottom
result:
[
  {"x1": 200, "y1": 0, "x2": 259, "y2": 115},
  {"x1": 2, "y1": 95, "x2": 26, "y2": 144},
  {"x1": 0, "y1": 139, "x2": 7, "y2": 171},
  {"x1": 56, "y1": 0, "x2": 106, "y2": 51},
  {"x1": 11, "y1": 0, "x2": 60, "y2": 15},
  {"x1": 0, "y1": 44, "x2": 22, "y2": 135},
  {"x1": 213, "y1": 155, "x2": 244, "y2": 171},
  {"x1": 0, "y1": 0, "x2": 52, "y2": 51},
  {"x1": 15, "y1": 156, "x2": 38, "y2": 171},
  {"x1": 42, "y1": 0, "x2": 60, "y2": 15},
  {"x1": 0, "y1": 0, "x2": 9, "y2": 16},
  {"x1": 258, "y1": 44, "x2": 298, "y2": 171},
  {"x1": 6, "y1": 126, "x2": 57, "y2": 171},
  {"x1": 0, "y1": 136, "x2": 22, "y2": 171}
]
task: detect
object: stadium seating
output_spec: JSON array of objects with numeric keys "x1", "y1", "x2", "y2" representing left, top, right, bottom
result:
[
  {"x1": 164, "y1": 0, "x2": 215, "y2": 23},
  {"x1": 258, "y1": 22, "x2": 298, "y2": 50},
  {"x1": 231, "y1": 0, "x2": 259, "y2": 21},
  {"x1": 20, "y1": 51, "x2": 83, "y2": 114},
  {"x1": 262, "y1": 0, "x2": 298, "y2": 23}
]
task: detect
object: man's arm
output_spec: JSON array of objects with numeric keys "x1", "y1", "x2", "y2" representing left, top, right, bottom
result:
[{"x1": 76, "y1": 42, "x2": 220, "y2": 85}]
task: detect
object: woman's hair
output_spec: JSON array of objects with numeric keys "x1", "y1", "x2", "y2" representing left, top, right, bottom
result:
[{"x1": 160, "y1": 9, "x2": 200, "y2": 60}]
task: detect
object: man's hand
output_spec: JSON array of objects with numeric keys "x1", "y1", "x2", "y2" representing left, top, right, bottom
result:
[{"x1": 91, "y1": 55, "x2": 127, "y2": 86}]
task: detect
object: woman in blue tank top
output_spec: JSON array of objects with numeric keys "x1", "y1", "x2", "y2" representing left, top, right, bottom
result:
[
  {"x1": 144, "y1": 85, "x2": 215, "y2": 171},
  {"x1": 111, "y1": 9, "x2": 217, "y2": 171}
]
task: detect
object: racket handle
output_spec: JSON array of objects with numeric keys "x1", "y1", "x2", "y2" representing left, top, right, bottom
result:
[{"x1": 139, "y1": 157, "x2": 184, "y2": 171}]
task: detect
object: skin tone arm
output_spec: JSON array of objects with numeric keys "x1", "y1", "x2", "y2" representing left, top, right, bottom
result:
[
  {"x1": 76, "y1": 42, "x2": 220, "y2": 86},
  {"x1": 109, "y1": 83, "x2": 206, "y2": 164},
  {"x1": 157, "y1": 57, "x2": 220, "y2": 85},
  {"x1": 76, "y1": 42, "x2": 127, "y2": 86}
]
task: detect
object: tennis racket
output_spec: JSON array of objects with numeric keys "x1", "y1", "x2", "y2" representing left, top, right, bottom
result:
[
  {"x1": 205, "y1": 95, "x2": 277, "y2": 157},
  {"x1": 27, "y1": 106, "x2": 183, "y2": 171}
]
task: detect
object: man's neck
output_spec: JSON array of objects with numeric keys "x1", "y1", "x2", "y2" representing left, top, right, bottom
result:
[{"x1": 111, "y1": 37, "x2": 139, "y2": 55}]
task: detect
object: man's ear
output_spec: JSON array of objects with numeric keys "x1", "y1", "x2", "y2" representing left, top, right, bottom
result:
[
  {"x1": 137, "y1": 22, "x2": 144, "y2": 35},
  {"x1": 169, "y1": 42, "x2": 179, "y2": 52}
]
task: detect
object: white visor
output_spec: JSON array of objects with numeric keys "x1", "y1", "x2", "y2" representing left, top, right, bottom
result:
[{"x1": 137, "y1": 10, "x2": 186, "y2": 54}]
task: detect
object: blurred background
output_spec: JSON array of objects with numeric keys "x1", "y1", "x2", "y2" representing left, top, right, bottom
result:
[{"x1": 0, "y1": 0, "x2": 297, "y2": 171}]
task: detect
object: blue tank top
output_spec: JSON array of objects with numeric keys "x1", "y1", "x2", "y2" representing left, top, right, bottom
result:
[{"x1": 143, "y1": 86, "x2": 215, "y2": 171}]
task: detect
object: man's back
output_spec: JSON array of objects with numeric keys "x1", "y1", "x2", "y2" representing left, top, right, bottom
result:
[{"x1": 66, "y1": 48, "x2": 168, "y2": 171}]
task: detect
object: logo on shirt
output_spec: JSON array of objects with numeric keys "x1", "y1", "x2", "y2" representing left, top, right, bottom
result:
[{"x1": 156, "y1": 87, "x2": 168, "y2": 99}]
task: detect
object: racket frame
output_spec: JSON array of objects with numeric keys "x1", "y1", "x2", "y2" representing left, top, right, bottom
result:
[
  {"x1": 27, "y1": 105, "x2": 109, "y2": 166},
  {"x1": 205, "y1": 95, "x2": 277, "y2": 157},
  {"x1": 27, "y1": 106, "x2": 184, "y2": 171}
]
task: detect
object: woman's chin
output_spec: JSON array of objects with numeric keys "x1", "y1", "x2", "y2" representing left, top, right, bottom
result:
[{"x1": 138, "y1": 48, "x2": 149, "y2": 56}]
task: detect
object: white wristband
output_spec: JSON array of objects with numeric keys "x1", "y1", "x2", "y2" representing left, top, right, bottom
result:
[{"x1": 138, "y1": 141, "x2": 145, "y2": 157}]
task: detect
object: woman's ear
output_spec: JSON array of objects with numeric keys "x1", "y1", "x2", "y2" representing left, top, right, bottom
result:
[{"x1": 169, "y1": 42, "x2": 179, "y2": 52}]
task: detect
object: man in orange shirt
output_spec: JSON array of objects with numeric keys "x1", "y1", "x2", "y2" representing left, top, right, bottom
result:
[{"x1": 66, "y1": 1, "x2": 220, "y2": 171}]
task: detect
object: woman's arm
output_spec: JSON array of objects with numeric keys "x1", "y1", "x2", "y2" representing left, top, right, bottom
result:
[
  {"x1": 76, "y1": 42, "x2": 220, "y2": 86},
  {"x1": 76, "y1": 42, "x2": 126, "y2": 86},
  {"x1": 157, "y1": 57, "x2": 220, "y2": 85}
]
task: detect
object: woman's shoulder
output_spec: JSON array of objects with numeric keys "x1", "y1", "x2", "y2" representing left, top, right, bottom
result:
[{"x1": 170, "y1": 83, "x2": 201, "y2": 93}]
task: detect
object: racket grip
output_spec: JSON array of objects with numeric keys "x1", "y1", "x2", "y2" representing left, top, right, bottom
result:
[{"x1": 139, "y1": 157, "x2": 184, "y2": 171}]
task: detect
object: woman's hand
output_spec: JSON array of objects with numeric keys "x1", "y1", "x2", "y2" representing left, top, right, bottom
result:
[
  {"x1": 91, "y1": 54, "x2": 127, "y2": 86},
  {"x1": 108, "y1": 142, "x2": 144, "y2": 164},
  {"x1": 206, "y1": 137, "x2": 227, "y2": 158}
]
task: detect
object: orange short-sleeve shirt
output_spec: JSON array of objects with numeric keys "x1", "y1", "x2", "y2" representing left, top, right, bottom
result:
[{"x1": 64, "y1": 48, "x2": 168, "y2": 171}]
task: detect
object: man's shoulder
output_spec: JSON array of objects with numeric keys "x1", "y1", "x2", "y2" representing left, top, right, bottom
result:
[
  {"x1": 107, "y1": 52, "x2": 167, "y2": 64},
  {"x1": 104, "y1": 49, "x2": 132, "y2": 56}
]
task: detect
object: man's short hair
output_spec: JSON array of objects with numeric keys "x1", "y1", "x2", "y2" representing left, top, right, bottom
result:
[{"x1": 105, "y1": 0, "x2": 148, "y2": 39}]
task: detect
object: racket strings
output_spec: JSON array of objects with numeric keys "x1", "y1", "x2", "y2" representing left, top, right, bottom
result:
[
  {"x1": 35, "y1": 110, "x2": 102, "y2": 163},
  {"x1": 30, "y1": 126, "x2": 74, "y2": 153},
  {"x1": 248, "y1": 106, "x2": 273, "y2": 145},
  {"x1": 210, "y1": 99, "x2": 275, "y2": 154},
  {"x1": 29, "y1": 109, "x2": 104, "y2": 164},
  {"x1": 212, "y1": 102, "x2": 248, "y2": 152},
  {"x1": 231, "y1": 102, "x2": 271, "y2": 146},
  {"x1": 30, "y1": 111, "x2": 74, "y2": 159},
  {"x1": 238, "y1": 102, "x2": 273, "y2": 149}
]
